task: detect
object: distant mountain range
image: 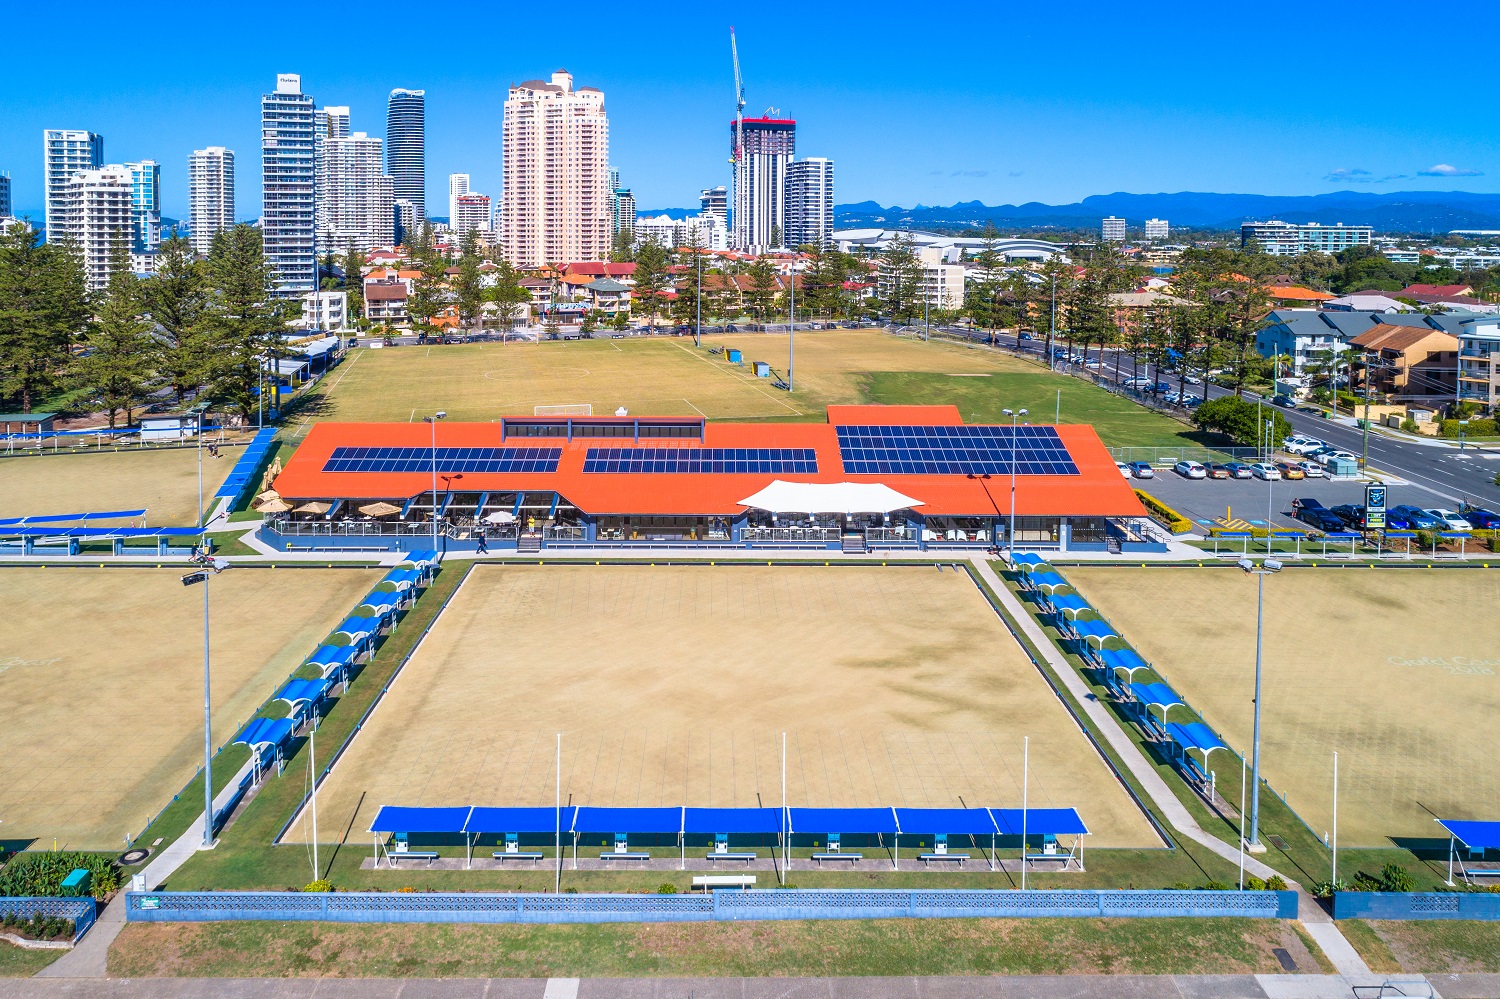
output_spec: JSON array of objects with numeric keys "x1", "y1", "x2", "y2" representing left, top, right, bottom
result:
[{"x1": 832, "y1": 191, "x2": 1500, "y2": 234}]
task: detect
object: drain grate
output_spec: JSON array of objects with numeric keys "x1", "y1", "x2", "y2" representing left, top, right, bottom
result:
[
  {"x1": 1272, "y1": 948, "x2": 1298, "y2": 972},
  {"x1": 1269, "y1": 834, "x2": 1289, "y2": 850}
]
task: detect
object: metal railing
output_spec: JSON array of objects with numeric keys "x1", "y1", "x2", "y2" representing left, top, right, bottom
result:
[{"x1": 741, "y1": 527, "x2": 843, "y2": 542}]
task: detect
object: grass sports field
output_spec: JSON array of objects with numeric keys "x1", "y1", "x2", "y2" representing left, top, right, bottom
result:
[
  {"x1": 294, "y1": 564, "x2": 1158, "y2": 848},
  {"x1": 0, "y1": 566, "x2": 376, "y2": 851},
  {"x1": 0, "y1": 447, "x2": 234, "y2": 526},
  {"x1": 1066, "y1": 566, "x2": 1500, "y2": 847},
  {"x1": 296, "y1": 330, "x2": 1200, "y2": 447}
]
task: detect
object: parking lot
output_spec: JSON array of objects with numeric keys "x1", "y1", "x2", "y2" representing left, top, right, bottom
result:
[{"x1": 1135, "y1": 467, "x2": 1393, "y2": 532}]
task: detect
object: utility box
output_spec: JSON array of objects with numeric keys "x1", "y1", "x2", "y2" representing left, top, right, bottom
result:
[
  {"x1": 59, "y1": 869, "x2": 92, "y2": 897},
  {"x1": 726, "y1": 349, "x2": 742, "y2": 364},
  {"x1": 753, "y1": 361, "x2": 771, "y2": 378},
  {"x1": 1325, "y1": 456, "x2": 1359, "y2": 478}
]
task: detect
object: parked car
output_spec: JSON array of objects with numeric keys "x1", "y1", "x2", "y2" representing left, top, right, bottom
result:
[
  {"x1": 1273, "y1": 394, "x2": 1296, "y2": 408},
  {"x1": 1314, "y1": 449, "x2": 1359, "y2": 468},
  {"x1": 1283, "y1": 436, "x2": 1326, "y2": 456},
  {"x1": 1294, "y1": 461, "x2": 1325, "y2": 478},
  {"x1": 1293, "y1": 499, "x2": 1344, "y2": 531},
  {"x1": 1128, "y1": 461, "x2": 1155, "y2": 479},
  {"x1": 1115, "y1": 461, "x2": 1133, "y2": 478},
  {"x1": 1425, "y1": 509, "x2": 1472, "y2": 531},
  {"x1": 1224, "y1": 462, "x2": 1254, "y2": 479},
  {"x1": 1459, "y1": 506, "x2": 1500, "y2": 529},
  {"x1": 1330, "y1": 504, "x2": 1367, "y2": 530},
  {"x1": 1274, "y1": 461, "x2": 1306, "y2": 480},
  {"x1": 1206, "y1": 463, "x2": 1231, "y2": 479},
  {"x1": 1391, "y1": 505, "x2": 1441, "y2": 529},
  {"x1": 1174, "y1": 460, "x2": 1208, "y2": 479},
  {"x1": 1249, "y1": 462, "x2": 1282, "y2": 480},
  {"x1": 1183, "y1": 374, "x2": 1204, "y2": 385}
]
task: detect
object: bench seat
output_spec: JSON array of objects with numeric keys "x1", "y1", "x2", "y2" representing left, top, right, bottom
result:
[
  {"x1": 705, "y1": 852, "x2": 758, "y2": 862},
  {"x1": 693, "y1": 875, "x2": 756, "y2": 890},
  {"x1": 812, "y1": 852, "x2": 862, "y2": 863},
  {"x1": 389, "y1": 851, "x2": 439, "y2": 863},
  {"x1": 492, "y1": 851, "x2": 546, "y2": 861},
  {"x1": 597, "y1": 852, "x2": 651, "y2": 860},
  {"x1": 919, "y1": 852, "x2": 970, "y2": 863}
]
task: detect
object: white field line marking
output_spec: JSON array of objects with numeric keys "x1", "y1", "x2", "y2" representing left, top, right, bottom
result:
[
  {"x1": 669, "y1": 341, "x2": 801, "y2": 416},
  {"x1": 683, "y1": 398, "x2": 707, "y2": 417}
]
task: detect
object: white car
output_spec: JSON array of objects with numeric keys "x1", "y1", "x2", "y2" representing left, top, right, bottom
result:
[
  {"x1": 1183, "y1": 374, "x2": 1203, "y2": 385},
  {"x1": 1249, "y1": 462, "x2": 1282, "y2": 480},
  {"x1": 1115, "y1": 461, "x2": 1132, "y2": 478},
  {"x1": 1426, "y1": 509, "x2": 1472, "y2": 530},
  {"x1": 1294, "y1": 461, "x2": 1325, "y2": 478},
  {"x1": 1173, "y1": 460, "x2": 1207, "y2": 479},
  {"x1": 1314, "y1": 449, "x2": 1358, "y2": 467},
  {"x1": 1283, "y1": 437, "x2": 1326, "y2": 456}
]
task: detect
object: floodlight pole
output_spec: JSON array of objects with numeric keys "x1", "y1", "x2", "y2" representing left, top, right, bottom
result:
[
  {"x1": 424, "y1": 412, "x2": 447, "y2": 552},
  {"x1": 1020, "y1": 735, "x2": 1029, "y2": 891},
  {"x1": 1240, "y1": 562, "x2": 1280, "y2": 851},
  {"x1": 1331, "y1": 750, "x2": 1339, "y2": 888},
  {"x1": 556, "y1": 733, "x2": 562, "y2": 894},
  {"x1": 201, "y1": 563, "x2": 213, "y2": 849},
  {"x1": 1238, "y1": 754, "x2": 1246, "y2": 889},
  {"x1": 1003, "y1": 408, "x2": 1028, "y2": 557},
  {"x1": 788, "y1": 264, "x2": 795, "y2": 392}
]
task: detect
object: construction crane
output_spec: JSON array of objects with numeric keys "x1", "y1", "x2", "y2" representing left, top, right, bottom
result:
[{"x1": 729, "y1": 27, "x2": 745, "y2": 167}]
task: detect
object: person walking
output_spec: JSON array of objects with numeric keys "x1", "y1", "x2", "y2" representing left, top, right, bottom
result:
[{"x1": 475, "y1": 532, "x2": 489, "y2": 555}]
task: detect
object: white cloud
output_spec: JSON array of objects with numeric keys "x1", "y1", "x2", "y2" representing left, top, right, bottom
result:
[{"x1": 1419, "y1": 164, "x2": 1482, "y2": 177}]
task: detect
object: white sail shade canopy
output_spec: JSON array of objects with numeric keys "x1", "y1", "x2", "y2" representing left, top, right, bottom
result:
[{"x1": 738, "y1": 480, "x2": 924, "y2": 515}]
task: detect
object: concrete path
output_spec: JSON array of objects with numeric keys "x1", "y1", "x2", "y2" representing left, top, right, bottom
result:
[
  {"x1": 5, "y1": 973, "x2": 1480, "y2": 998},
  {"x1": 35, "y1": 757, "x2": 258, "y2": 979},
  {"x1": 966, "y1": 557, "x2": 1370, "y2": 977}
]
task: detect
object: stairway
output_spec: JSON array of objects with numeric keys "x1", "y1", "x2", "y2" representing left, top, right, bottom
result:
[
  {"x1": 517, "y1": 533, "x2": 542, "y2": 553},
  {"x1": 841, "y1": 533, "x2": 868, "y2": 554}
]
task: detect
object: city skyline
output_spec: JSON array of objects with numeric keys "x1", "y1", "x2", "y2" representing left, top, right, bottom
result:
[{"x1": 4, "y1": 1, "x2": 1497, "y2": 223}]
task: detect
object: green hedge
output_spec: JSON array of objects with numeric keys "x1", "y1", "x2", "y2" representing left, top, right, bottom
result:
[
  {"x1": 1134, "y1": 489, "x2": 1193, "y2": 534},
  {"x1": 1439, "y1": 418, "x2": 1499, "y2": 438}
]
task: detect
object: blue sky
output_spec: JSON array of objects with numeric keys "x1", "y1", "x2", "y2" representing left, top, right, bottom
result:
[{"x1": 4, "y1": 1, "x2": 1497, "y2": 220}]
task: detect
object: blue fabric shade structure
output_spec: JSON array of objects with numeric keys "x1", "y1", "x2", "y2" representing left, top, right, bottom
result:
[
  {"x1": 400, "y1": 550, "x2": 440, "y2": 568},
  {"x1": 894, "y1": 808, "x2": 998, "y2": 835},
  {"x1": 0, "y1": 508, "x2": 146, "y2": 526},
  {"x1": 233, "y1": 717, "x2": 295, "y2": 753},
  {"x1": 1130, "y1": 681, "x2": 1185, "y2": 717},
  {"x1": 378, "y1": 568, "x2": 423, "y2": 591},
  {"x1": 1439, "y1": 820, "x2": 1500, "y2": 851},
  {"x1": 1166, "y1": 722, "x2": 1230, "y2": 765},
  {"x1": 307, "y1": 643, "x2": 360, "y2": 671},
  {"x1": 1025, "y1": 571, "x2": 1069, "y2": 592},
  {"x1": 992, "y1": 808, "x2": 1089, "y2": 837},
  {"x1": 786, "y1": 807, "x2": 899, "y2": 835},
  {"x1": 1049, "y1": 593, "x2": 1092, "y2": 618},
  {"x1": 369, "y1": 805, "x2": 473, "y2": 834},
  {"x1": 333, "y1": 616, "x2": 382, "y2": 644},
  {"x1": 571, "y1": 806, "x2": 685, "y2": 835},
  {"x1": 216, "y1": 427, "x2": 278, "y2": 499},
  {"x1": 1070, "y1": 618, "x2": 1118, "y2": 647},
  {"x1": 1009, "y1": 553, "x2": 1052, "y2": 571},
  {"x1": 465, "y1": 807, "x2": 577, "y2": 834},
  {"x1": 1099, "y1": 648, "x2": 1150, "y2": 677},
  {"x1": 357, "y1": 591, "x2": 402, "y2": 614},
  {"x1": 682, "y1": 807, "x2": 784, "y2": 835},
  {"x1": 274, "y1": 677, "x2": 333, "y2": 718}
]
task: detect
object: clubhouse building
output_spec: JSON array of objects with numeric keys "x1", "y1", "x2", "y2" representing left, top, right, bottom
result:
[{"x1": 265, "y1": 405, "x2": 1159, "y2": 553}]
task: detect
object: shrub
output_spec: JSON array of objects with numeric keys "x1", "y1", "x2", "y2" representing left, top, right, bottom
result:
[
  {"x1": 1245, "y1": 875, "x2": 1266, "y2": 890},
  {"x1": 1439, "y1": 418, "x2": 1498, "y2": 439},
  {"x1": 1266, "y1": 875, "x2": 1287, "y2": 891},
  {"x1": 0, "y1": 852, "x2": 121, "y2": 900},
  {"x1": 1311, "y1": 879, "x2": 1347, "y2": 898},
  {"x1": 1379, "y1": 863, "x2": 1417, "y2": 892},
  {"x1": 303, "y1": 879, "x2": 333, "y2": 893},
  {"x1": 1202, "y1": 880, "x2": 1231, "y2": 891},
  {"x1": 1192, "y1": 396, "x2": 1293, "y2": 447},
  {"x1": 1135, "y1": 489, "x2": 1193, "y2": 534},
  {"x1": 1402, "y1": 419, "x2": 1420, "y2": 434},
  {"x1": 656, "y1": 883, "x2": 677, "y2": 895},
  {"x1": 1170, "y1": 881, "x2": 1193, "y2": 890}
]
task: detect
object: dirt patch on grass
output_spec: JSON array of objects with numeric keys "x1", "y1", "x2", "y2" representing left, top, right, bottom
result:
[
  {"x1": 1364, "y1": 919, "x2": 1500, "y2": 973},
  {"x1": 111, "y1": 917, "x2": 1309, "y2": 978}
]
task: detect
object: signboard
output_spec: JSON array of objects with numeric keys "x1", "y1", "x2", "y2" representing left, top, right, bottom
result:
[
  {"x1": 1365, "y1": 484, "x2": 1386, "y2": 530},
  {"x1": 138, "y1": 896, "x2": 160, "y2": 910}
]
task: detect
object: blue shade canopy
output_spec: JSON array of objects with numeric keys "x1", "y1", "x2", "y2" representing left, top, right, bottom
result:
[
  {"x1": 307, "y1": 644, "x2": 359, "y2": 668},
  {"x1": 1010, "y1": 552, "x2": 1050, "y2": 568},
  {"x1": 233, "y1": 717, "x2": 295, "y2": 752},
  {"x1": 1070, "y1": 619, "x2": 1118, "y2": 645},
  {"x1": 1167, "y1": 721, "x2": 1229, "y2": 755},
  {"x1": 1100, "y1": 648, "x2": 1150, "y2": 674},
  {"x1": 465, "y1": 807, "x2": 577, "y2": 834},
  {"x1": 991, "y1": 808, "x2": 1089, "y2": 836},
  {"x1": 682, "y1": 807, "x2": 784, "y2": 835},
  {"x1": 400, "y1": 550, "x2": 440, "y2": 567},
  {"x1": 1050, "y1": 593, "x2": 1092, "y2": 617},
  {"x1": 1439, "y1": 820, "x2": 1500, "y2": 850},
  {"x1": 334, "y1": 616, "x2": 381, "y2": 640},
  {"x1": 369, "y1": 805, "x2": 473, "y2": 834},
  {"x1": 1130, "y1": 682, "x2": 1183, "y2": 709},
  {"x1": 275, "y1": 678, "x2": 332, "y2": 712},
  {"x1": 357, "y1": 591, "x2": 401, "y2": 611},
  {"x1": 893, "y1": 808, "x2": 998, "y2": 836},
  {"x1": 0, "y1": 509, "x2": 146, "y2": 526},
  {"x1": 215, "y1": 428, "x2": 277, "y2": 497},
  {"x1": 571, "y1": 806, "x2": 684, "y2": 835},
  {"x1": 786, "y1": 807, "x2": 898, "y2": 835},
  {"x1": 1026, "y1": 571, "x2": 1068, "y2": 591}
]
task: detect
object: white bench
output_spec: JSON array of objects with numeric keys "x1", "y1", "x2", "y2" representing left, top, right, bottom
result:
[{"x1": 693, "y1": 875, "x2": 756, "y2": 891}]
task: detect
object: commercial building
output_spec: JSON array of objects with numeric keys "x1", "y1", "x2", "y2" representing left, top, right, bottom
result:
[
  {"x1": 188, "y1": 147, "x2": 235, "y2": 256},
  {"x1": 499, "y1": 70, "x2": 610, "y2": 267},
  {"x1": 124, "y1": 160, "x2": 160, "y2": 255},
  {"x1": 878, "y1": 245, "x2": 965, "y2": 311},
  {"x1": 1144, "y1": 218, "x2": 1169, "y2": 241},
  {"x1": 1101, "y1": 217, "x2": 1126, "y2": 241},
  {"x1": 448, "y1": 173, "x2": 468, "y2": 225},
  {"x1": 0, "y1": 173, "x2": 9, "y2": 219},
  {"x1": 834, "y1": 229, "x2": 1067, "y2": 262},
  {"x1": 611, "y1": 188, "x2": 635, "y2": 243},
  {"x1": 43, "y1": 129, "x2": 104, "y2": 239},
  {"x1": 452, "y1": 192, "x2": 492, "y2": 236},
  {"x1": 785, "y1": 157, "x2": 834, "y2": 250},
  {"x1": 731, "y1": 116, "x2": 794, "y2": 251},
  {"x1": 1241, "y1": 220, "x2": 1373, "y2": 256},
  {"x1": 322, "y1": 133, "x2": 394, "y2": 254},
  {"x1": 1458, "y1": 322, "x2": 1500, "y2": 410},
  {"x1": 264, "y1": 405, "x2": 1150, "y2": 554},
  {"x1": 633, "y1": 213, "x2": 727, "y2": 252},
  {"x1": 53, "y1": 165, "x2": 134, "y2": 291},
  {"x1": 261, "y1": 74, "x2": 318, "y2": 296},
  {"x1": 386, "y1": 89, "x2": 426, "y2": 221}
]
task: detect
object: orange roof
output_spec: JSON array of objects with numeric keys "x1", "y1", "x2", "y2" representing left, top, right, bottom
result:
[
  {"x1": 272, "y1": 409, "x2": 1146, "y2": 520},
  {"x1": 1268, "y1": 285, "x2": 1334, "y2": 302}
]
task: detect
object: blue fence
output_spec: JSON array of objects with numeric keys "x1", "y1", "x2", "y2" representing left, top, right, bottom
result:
[
  {"x1": 0, "y1": 896, "x2": 99, "y2": 941},
  {"x1": 127, "y1": 888, "x2": 1296, "y2": 924},
  {"x1": 1333, "y1": 891, "x2": 1500, "y2": 921}
]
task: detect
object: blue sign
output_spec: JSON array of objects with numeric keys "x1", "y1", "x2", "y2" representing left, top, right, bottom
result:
[{"x1": 1366, "y1": 484, "x2": 1386, "y2": 529}]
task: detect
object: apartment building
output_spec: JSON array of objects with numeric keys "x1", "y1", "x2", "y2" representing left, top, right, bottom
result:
[
  {"x1": 731, "y1": 116, "x2": 794, "y2": 251},
  {"x1": 261, "y1": 74, "x2": 317, "y2": 295},
  {"x1": 1458, "y1": 322, "x2": 1500, "y2": 411},
  {"x1": 386, "y1": 89, "x2": 426, "y2": 220},
  {"x1": 322, "y1": 133, "x2": 394, "y2": 254},
  {"x1": 124, "y1": 160, "x2": 160, "y2": 255},
  {"x1": 1144, "y1": 218, "x2": 1169, "y2": 241},
  {"x1": 785, "y1": 157, "x2": 835, "y2": 250},
  {"x1": 452, "y1": 192, "x2": 492, "y2": 236},
  {"x1": 43, "y1": 129, "x2": 103, "y2": 238},
  {"x1": 878, "y1": 245, "x2": 965, "y2": 310},
  {"x1": 1241, "y1": 220, "x2": 1373, "y2": 256},
  {"x1": 188, "y1": 147, "x2": 235, "y2": 256},
  {"x1": 53, "y1": 165, "x2": 134, "y2": 290},
  {"x1": 448, "y1": 173, "x2": 469, "y2": 225},
  {"x1": 1101, "y1": 217, "x2": 1126, "y2": 241},
  {"x1": 498, "y1": 70, "x2": 610, "y2": 267}
]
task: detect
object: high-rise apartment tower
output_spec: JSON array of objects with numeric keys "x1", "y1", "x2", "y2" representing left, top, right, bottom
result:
[
  {"x1": 53, "y1": 165, "x2": 133, "y2": 290},
  {"x1": 124, "y1": 160, "x2": 160, "y2": 254},
  {"x1": 323, "y1": 133, "x2": 394, "y2": 254},
  {"x1": 188, "y1": 147, "x2": 235, "y2": 256},
  {"x1": 386, "y1": 89, "x2": 426, "y2": 221},
  {"x1": 784, "y1": 158, "x2": 834, "y2": 250},
  {"x1": 448, "y1": 173, "x2": 469, "y2": 225},
  {"x1": 499, "y1": 70, "x2": 610, "y2": 267},
  {"x1": 43, "y1": 130, "x2": 103, "y2": 239},
  {"x1": 261, "y1": 74, "x2": 317, "y2": 295},
  {"x1": 731, "y1": 116, "x2": 794, "y2": 251}
]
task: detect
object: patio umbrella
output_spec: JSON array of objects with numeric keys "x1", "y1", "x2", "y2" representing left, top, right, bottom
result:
[
  {"x1": 358, "y1": 501, "x2": 402, "y2": 517},
  {"x1": 483, "y1": 510, "x2": 516, "y2": 524},
  {"x1": 256, "y1": 489, "x2": 281, "y2": 502},
  {"x1": 256, "y1": 498, "x2": 293, "y2": 513},
  {"x1": 294, "y1": 501, "x2": 332, "y2": 514}
]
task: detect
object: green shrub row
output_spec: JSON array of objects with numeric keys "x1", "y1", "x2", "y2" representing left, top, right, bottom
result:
[
  {"x1": 1134, "y1": 489, "x2": 1193, "y2": 534},
  {"x1": 0, "y1": 910, "x2": 74, "y2": 940},
  {"x1": 1439, "y1": 418, "x2": 1498, "y2": 438}
]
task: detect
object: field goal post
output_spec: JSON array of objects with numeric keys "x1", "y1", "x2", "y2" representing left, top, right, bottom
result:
[{"x1": 533, "y1": 404, "x2": 592, "y2": 417}]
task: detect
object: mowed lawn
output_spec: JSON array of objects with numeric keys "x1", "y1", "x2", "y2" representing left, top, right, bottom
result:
[
  {"x1": 0, "y1": 446, "x2": 234, "y2": 526},
  {"x1": 295, "y1": 330, "x2": 1200, "y2": 446},
  {"x1": 109, "y1": 916, "x2": 1322, "y2": 978},
  {"x1": 1066, "y1": 566, "x2": 1500, "y2": 847}
]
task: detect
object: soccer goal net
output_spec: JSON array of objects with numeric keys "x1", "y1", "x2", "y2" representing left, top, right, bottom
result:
[{"x1": 533, "y1": 404, "x2": 593, "y2": 416}]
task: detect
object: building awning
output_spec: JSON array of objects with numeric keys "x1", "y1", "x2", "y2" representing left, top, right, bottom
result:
[{"x1": 738, "y1": 480, "x2": 923, "y2": 515}]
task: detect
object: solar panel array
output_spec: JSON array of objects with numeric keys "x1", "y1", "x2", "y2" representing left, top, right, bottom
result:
[
  {"x1": 583, "y1": 447, "x2": 817, "y2": 474},
  {"x1": 836, "y1": 425, "x2": 1079, "y2": 476},
  {"x1": 322, "y1": 446, "x2": 560, "y2": 474}
]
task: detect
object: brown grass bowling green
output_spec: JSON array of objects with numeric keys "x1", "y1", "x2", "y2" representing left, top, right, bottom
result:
[{"x1": 293, "y1": 564, "x2": 1159, "y2": 848}]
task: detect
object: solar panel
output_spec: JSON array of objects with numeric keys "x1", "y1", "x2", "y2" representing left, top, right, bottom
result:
[
  {"x1": 322, "y1": 446, "x2": 560, "y2": 474},
  {"x1": 835, "y1": 425, "x2": 1078, "y2": 476},
  {"x1": 581, "y1": 447, "x2": 817, "y2": 474}
]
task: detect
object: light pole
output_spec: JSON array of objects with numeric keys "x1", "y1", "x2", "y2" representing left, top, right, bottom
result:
[
  {"x1": 966, "y1": 472, "x2": 1001, "y2": 544},
  {"x1": 788, "y1": 259, "x2": 795, "y2": 392},
  {"x1": 694, "y1": 242, "x2": 703, "y2": 349},
  {"x1": 1237, "y1": 555, "x2": 1282, "y2": 851},
  {"x1": 1002, "y1": 408, "x2": 1028, "y2": 556},
  {"x1": 422, "y1": 412, "x2": 447, "y2": 553},
  {"x1": 182, "y1": 554, "x2": 230, "y2": 848},
  {"x1": 439, "y1": 473, "x2": 464, "y2": 555}
]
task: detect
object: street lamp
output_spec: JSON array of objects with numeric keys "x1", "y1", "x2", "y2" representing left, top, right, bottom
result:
[
  {"x1": 966, "y1": 472, "x2": 1001, "y2": 545},
  {"x1": 1237, "y1": 555, "x2": 1282, "y2": 851},
  {"x1": 439, "y1": 473, "x2": 464, "y2": 554},
  {"x1": 422, "y1": 412, "x2": 447, "y2": 553},
  {"x1": 182, "y1": 554, "x2": 230, "y2": 849},
  {"x1": 1002, "y1": 408, "x2": 1029, "y2": 556}
]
